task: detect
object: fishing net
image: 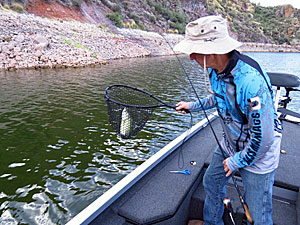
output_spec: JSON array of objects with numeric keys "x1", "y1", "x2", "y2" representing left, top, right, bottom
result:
[{"x1": 104, "y1": 85, "x2": 171, "y2": 139}]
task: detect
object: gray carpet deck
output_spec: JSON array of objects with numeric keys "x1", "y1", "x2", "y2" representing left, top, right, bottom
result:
[{"x1": 275, "y1": 120, "x2": 300, "y2": 190}]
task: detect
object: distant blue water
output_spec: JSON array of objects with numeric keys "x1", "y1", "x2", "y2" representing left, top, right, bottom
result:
[
  {"x1": 0, "y1": 52, "x2": 299, "y2": 224},
  {"x1": 245, "y1": 52, "x2": 300, "y2": 113}
]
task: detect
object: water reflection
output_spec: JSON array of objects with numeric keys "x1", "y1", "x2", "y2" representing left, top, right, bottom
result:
[{"x1": 0, "y1": 53, "x2": 299, "y2": 224}]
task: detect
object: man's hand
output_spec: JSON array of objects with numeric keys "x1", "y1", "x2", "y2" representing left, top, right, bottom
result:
[
  {"x1": 223, "y1": 159, "x2": 232, "y2": 177},
  {"x1": 176, "y1": 101, "x2": 189, "y2": 114}
]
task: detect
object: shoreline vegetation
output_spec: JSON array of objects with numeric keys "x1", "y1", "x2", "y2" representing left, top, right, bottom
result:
[{"x1": 1, "y1": 11, "x2": 300, "y2": 71}]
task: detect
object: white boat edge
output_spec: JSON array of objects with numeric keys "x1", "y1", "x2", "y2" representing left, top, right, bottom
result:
[{"x1": 66, "y1": 111, "x2": 219, "y2": 225}]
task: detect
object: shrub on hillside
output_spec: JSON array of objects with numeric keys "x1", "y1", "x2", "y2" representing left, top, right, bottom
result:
[
  {"x1": 170, "y1": 11, "x2": 186, "y2": 24},
  {"x1": 169, "y1": 21, "x2": 185, "y2": 34},
  {"x1": 3, "y1": 3, "x2": 10, "y2": 10},
  {"x1": 101, "y1": 0, "x2": 121, "y2": 12},
  {"x1": 154, "y1": 3, "x2": 163, "y2": 14},
  {"x1": 139, "y1": 23, "x2": 145, "y2": 30},
  {"x1": 149, "y1": 15, "x2": 156, "y2": 23},
  {"x1": 106, "y1": 12, "x2": 123, "y2": 28},
  {"x1": 72, "y1": 0, "x2": 82, "y2": 8},
  {"x1": 11, "y1": 2, "x2": 26, "y2": 13},
  {"x1": 129, "y1": 13, "x2": 140, "y2": 24}
]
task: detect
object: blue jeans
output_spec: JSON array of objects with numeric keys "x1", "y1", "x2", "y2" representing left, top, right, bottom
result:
[{"x1": 203, "y1": 147, "x2": 276, "y2": 225}]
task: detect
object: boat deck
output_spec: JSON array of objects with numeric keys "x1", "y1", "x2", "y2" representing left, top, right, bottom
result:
[{"x1": 89, "y1": 117, "x2": 300, "y2": 225}]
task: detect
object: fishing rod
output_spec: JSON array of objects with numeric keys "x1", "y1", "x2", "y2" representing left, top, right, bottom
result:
[
  {"x1": 159, "y1": 33, "x2": 254, "y2": 225},
  {"x1": 223, "y1": 198, "x2": 236, "y2": 225}
]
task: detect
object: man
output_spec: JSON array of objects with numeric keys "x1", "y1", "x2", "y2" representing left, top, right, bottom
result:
[{"x1": 174, "y1": 15, "x2": 282, "y2": 225}]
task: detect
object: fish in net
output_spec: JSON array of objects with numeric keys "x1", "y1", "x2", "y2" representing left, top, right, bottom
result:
[{"x1": 104, "y1": 84, "x2": 180, "y2": 139}]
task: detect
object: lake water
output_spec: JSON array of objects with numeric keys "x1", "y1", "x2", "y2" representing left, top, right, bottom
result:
[{"x1": 0, "y1": 52, "x2": 299, "y2": 224}]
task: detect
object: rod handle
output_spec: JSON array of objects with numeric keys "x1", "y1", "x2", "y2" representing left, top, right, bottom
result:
[{"x1": 243, "y1": 203, "x2": 254, "y2": 224}]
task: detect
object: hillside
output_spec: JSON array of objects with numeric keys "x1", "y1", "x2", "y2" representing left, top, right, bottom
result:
[{"x1": 1, "y1": 0, "x2": 299, "y2": 45}]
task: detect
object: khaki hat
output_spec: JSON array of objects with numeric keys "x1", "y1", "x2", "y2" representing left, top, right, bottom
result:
[{"x1": 173, "y1": 15, "x2": 242, "y2": 55}]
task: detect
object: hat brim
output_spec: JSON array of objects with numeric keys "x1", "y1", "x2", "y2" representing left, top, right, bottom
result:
[{"x1": 173, "y1": 36, "x2": 242, "y2": 55}]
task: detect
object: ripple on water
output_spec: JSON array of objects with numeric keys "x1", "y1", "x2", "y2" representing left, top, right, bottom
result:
[{"x1": 8, "y1": 163, "x2": 26, "y2": 168}]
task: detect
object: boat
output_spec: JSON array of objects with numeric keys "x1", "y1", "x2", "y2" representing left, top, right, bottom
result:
[{"x1": 66, "y1": 72, "x2": 300, "y2": 225}]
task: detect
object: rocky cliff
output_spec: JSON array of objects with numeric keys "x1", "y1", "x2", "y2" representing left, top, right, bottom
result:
[{"x1": 1, "y1": 0, "x2": 300, "y2": 45}]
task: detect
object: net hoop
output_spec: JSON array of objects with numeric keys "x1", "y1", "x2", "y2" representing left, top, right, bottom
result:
[{"x1": 104, "y1": 84, "x2": 167, "y2": 109}]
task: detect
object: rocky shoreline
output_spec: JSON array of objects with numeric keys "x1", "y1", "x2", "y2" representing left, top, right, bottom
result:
[{"x1": 1, "y1": 11, "x2": 300, "y2": 71}]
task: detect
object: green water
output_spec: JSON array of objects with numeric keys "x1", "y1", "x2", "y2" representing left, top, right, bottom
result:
[
  {"x1": 0, "y1": 53, "x2": 299, "y2": 224},
  {"x1": 0, "y1": 56, "x2": 208, "y2": 224}
]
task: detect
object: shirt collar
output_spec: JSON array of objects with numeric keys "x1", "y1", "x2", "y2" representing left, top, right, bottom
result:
[{"x1": 216, "y1": 50, "x2": 240, "y2": 79}]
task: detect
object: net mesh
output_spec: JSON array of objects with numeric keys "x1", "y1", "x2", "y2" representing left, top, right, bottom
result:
[{"x1": 104, "y1": 85, "x2": 163, "y2": 139}]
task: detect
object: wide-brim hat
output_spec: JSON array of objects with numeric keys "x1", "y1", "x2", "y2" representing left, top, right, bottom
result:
[{"x1": 174, "y1": 15, "x2": 242, "y2": 55}]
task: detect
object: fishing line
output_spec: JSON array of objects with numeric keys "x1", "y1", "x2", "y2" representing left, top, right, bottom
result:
[
  {"x1": 177, "y1": 112, "x2": 194, "y2": 169},
  {"x1": 160, "y1": 33, "x2": 254, "y2": 224}
]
